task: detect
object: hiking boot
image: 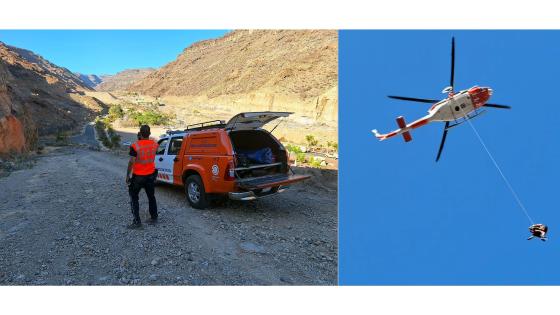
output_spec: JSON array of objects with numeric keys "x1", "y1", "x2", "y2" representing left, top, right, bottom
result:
[
  {"x1": 127, "y1": 222, "x2": 143, "y2": 229},
  {"x1": 146, "y1": 217, "x2": 158, "y2": 225}
]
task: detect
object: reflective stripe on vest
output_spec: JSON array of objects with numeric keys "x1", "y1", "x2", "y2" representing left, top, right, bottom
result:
[{"x1": 132, "y1": 139, "x2": 158, "y2": 175}]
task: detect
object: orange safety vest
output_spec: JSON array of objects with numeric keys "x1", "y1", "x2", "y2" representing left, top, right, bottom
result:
[{"x1": 131, "y1": 139, "x2": 158, "y2": 175}]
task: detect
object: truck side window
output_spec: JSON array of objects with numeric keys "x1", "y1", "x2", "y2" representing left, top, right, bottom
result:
[
  {"x1": 168, "y1": 137, "x2": 183, "y2": 155},
  {"x1": 156, "y1": 139, "x2": 169, "y2": 155}
]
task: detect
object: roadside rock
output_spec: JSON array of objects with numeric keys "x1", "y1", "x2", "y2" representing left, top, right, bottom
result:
[{"x1": 150, "y1": 258, "x2": 160, "y2": 266}]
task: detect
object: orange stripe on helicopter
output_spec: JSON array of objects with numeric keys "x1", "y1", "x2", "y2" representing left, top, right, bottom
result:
[{"x1": 409, "y1": 118, "x2": 429, "y2": 129}]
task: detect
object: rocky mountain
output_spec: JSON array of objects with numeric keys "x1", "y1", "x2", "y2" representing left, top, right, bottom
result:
[
  {"x1": 96, "y1": 68, "x2": 155, "y2": 92},
  {"x1": 1, "y1": 43, "x2": 90, "y2": 92},
  {"x1": 128, "y1": 30, "x2": 338, "y2": 124},
  {"x1": 76, "y1": 73, "x2": 104, "y2": 89},
  {"x1": 0, "y1": 63, "x2": 26, "y2": 153},
  {"x1": 0, "y1": 42, "x2": 105, "y2": 154}
]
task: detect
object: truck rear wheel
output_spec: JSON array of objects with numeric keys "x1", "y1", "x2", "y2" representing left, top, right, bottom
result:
[{"x1": 185, "y1": 175, "x2": 209, "y2": 209}]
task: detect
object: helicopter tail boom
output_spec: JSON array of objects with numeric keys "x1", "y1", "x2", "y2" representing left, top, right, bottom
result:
[
  {"x1": 372, "y1": 128, "x2": 412, "y2": 142},
  {"x1": 372, "y1": 129, "x2": 389, "y2": 140},
  {"x1": 372, "y1": 115, "x2": 431, "y2": 142},
  {"x1": 372, "y1": 116, "x2": 413, "y2": 142}
]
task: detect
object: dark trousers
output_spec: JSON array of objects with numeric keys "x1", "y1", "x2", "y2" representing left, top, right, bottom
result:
[{"x1": 129, "y1": 172, "x2": 158, "y2": 223}]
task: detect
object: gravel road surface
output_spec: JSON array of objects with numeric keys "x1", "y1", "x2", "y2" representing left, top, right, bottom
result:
[
  {"x1": 70, "y1": 124, "x2": 99, "y2": 149},
  {"x1": 0, "y1": 137, "x2": 337, "y2": 285}
]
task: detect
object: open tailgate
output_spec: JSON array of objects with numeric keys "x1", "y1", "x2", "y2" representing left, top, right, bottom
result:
[
  {"x1": 225, "y1": 112, "x2": 292, "y2": 131},
  {"x1": 236, "y1": 173, "x2": 310, "y2": 190}
]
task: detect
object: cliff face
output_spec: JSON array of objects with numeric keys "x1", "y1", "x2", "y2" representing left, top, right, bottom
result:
[
  {"x1": 0, "y1": 64, "x2": 25, "y2": 153},
  {"x1": 95, "y1": 68, "x2": 155, "y2": 92},
  {"x1": 0, "y1": 42, "x2": 105, "y2": 154},
  {"x1": 0, "y1": 115, "x2": 25, "y2": 153},
  {"x1": 128, "y1": 30, "x2": 338, "y2": 124}
]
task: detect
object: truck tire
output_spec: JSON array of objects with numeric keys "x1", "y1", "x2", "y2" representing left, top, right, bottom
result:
[{"x1": 185, "y1": 175, "x2": 209, "y2": 209}]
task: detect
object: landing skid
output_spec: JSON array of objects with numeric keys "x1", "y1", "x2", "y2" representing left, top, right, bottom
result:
[{"x1": 446, "y1": 109, "x2": 487, "y2": 130}]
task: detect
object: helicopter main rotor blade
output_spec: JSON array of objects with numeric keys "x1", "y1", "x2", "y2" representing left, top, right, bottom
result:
[
  {"x1": 450, "y1": 37, "x2": 455, "y2": 90},
  {"x1": 388, "y1": 96, "x2": 440, "y2": 103},
  {"x1": 483, "y1": 103, "x2": 511, "y2": 109},
  {"x1": 435, "y1": 121, "x2": 450, "y2": 162}
]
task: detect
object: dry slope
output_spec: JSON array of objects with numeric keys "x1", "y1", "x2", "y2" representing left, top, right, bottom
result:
[
  {"x1": 128, "y1": 30, "x2": 338, "y2": 124},
  {"x1": 0, "y1": 42, "x2": 105, "y2": 154}
]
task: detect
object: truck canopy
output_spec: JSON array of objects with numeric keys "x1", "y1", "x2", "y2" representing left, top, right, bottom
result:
[{"x1": 225, "y1": 112, "x2": 292, "y2": 131}]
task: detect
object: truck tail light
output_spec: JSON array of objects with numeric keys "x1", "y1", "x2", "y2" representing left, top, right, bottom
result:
[{"x1": 225, "y1": 160, "x2": 235, "y2": 181}]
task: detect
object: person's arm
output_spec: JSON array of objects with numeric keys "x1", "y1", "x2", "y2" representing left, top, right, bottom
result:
[
  {"x1": 126, "y1": 146, "x2": 137, "y2": 184},
  {"x1": 126, "y1": 157, "x2": 135, "y2": 184}
]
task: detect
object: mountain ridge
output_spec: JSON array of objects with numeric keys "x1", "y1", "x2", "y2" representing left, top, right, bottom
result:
[
  {"x1": 127, "y1": 30, "x2": 338, "y2": 124},
  {"x1": 76, "y1": 73, "x2": 104, "y2": 89},
  {"x1": 95, "y1": 68, "x2": 155, "y2": 92},
  {"x1": 0, "y1": 42, "x2": 105, "y2": 153}
]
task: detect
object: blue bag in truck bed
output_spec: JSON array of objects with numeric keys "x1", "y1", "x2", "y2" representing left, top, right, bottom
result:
[{"x1": 237, "y1": 148, "x2": 273, "y2": 164}]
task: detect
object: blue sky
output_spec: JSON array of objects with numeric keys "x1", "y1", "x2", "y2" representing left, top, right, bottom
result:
[
  {"x1": 0, "y1": 30, "x2": 228, "y2": 75},
  {"x1": 339, "y1": 31, "x2": 560, "y2": 285}
]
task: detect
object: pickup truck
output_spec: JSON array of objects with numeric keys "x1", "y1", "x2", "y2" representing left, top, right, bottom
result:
[{"x1": 154, "y1": 112, "x2": 311, "y2": 209}]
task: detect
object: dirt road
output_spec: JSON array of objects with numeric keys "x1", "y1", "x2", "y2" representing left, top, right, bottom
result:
[
  {"x1": 0, "y1": 138, "x2": 337, "y2": 285},
  {"x1": 70, "y1": 124, "x2": 99, "y2": 149}
]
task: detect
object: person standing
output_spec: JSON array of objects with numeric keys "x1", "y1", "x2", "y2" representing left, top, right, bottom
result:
[{"x1": 126, "y1": 125, "x2": 159, "y2": 229}]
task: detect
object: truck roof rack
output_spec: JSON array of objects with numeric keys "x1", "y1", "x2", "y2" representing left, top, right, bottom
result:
[
  {"x1": 186, "y1": 120, "x2": 226, "y2": 131},
  {"x1": 165, "y1": 129, "x2": 188, "y2": 135},
  {"x1": 165, "y1": 119, "x2": 226, "y2": 136}
]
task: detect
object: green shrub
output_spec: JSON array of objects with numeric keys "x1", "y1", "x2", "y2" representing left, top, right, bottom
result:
[
  {"x1": 110, "y1": 134, "x2": 121, "y2": 148},
  {"x1": 95, "y1": 119, "x2": 113, "y2": 148},
  {"x1": 94, "y1": 120, "x2": 106, "y2": 135},
  {"x1": 55, "y1": 131, "x2": 67, "y2": 143},
  {"x1": 108, "y1": 104, "x2": 124, "y2": 121},
  {"x1": 305, "y1": 134, "x2": 319, "y2": 148},
  {"x1": 309, "y1": 156, "x2": 323, "y2": 168},
  {"x1": 102, "y1": 138, "x2": 112, "y2": 148},
  {"x1": 285, "y1": 144, "x2": 302, "y2": 154},
  {"x1": 296, "y1": 152, "x2": 306, "y2": 164},
  {"x1": 106, "y1": 127, "x2": 121, "y2": 148},
  {"x1": 327, "y1": 141, "x2": 338, "y2": 152},
  {"x1": 128, "y1": 109, "x2": 172, "y2": 126}
]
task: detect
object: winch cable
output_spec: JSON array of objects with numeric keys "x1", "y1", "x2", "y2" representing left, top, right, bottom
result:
[{"x1": 461, "y1": 109, "x2": 535, "y2": 225}]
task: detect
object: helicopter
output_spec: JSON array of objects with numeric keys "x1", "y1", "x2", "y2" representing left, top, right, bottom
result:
[{"x1": 372, "y1": 37, "x2": 511, "y2": 161}]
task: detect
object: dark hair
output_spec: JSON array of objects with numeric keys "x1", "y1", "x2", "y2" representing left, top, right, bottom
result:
[
  {"x1": 139, "y1": 125, "x2": 151, "y2": 138},
  {"x1": 136, "y1": 132, "x2": 141, "y2": 140}
]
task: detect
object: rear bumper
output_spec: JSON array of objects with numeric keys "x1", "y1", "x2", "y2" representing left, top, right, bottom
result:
[
  {"x1": 228, "y1": 186, "x2": 288, "y2": 201},
  {"x1": 236, "y1": 173, "x2": 311, "y2": 190}
]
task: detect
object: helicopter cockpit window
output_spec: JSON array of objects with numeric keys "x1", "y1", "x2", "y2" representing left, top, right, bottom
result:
[{"x1": 460, "y1": 104, "x2": 466, "y2": 108}]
